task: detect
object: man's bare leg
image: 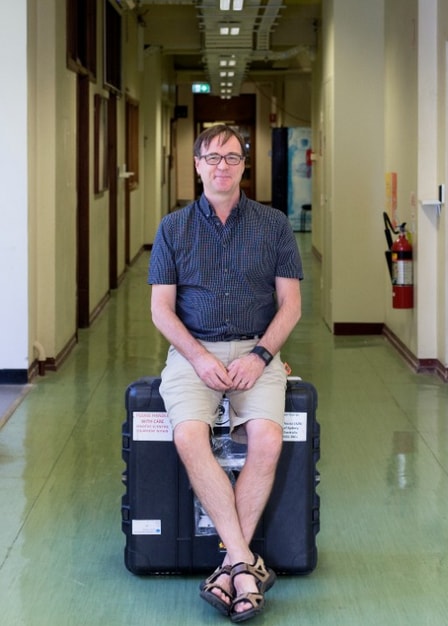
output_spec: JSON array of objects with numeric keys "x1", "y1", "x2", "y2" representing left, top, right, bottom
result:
[
  {"x1": 174, "y1": 419, "x2": 283, "y2": 613},
  {"x1": 174, "y1": 420, "x2": 253, "y2": 561},
  {"x1": 233, "y1": 419, "x2": 283, "y2": 545},
  {"x1": 220, "y1": 419, "x2": 283, "y2": 612}
]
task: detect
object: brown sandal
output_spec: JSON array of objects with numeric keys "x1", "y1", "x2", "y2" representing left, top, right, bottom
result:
[
  {"x1": 229, "y1": 554, "x2": 276, "y2": 623},
  {"x1": 199, "y1": 564, "x2": 233, "y2": 616}
]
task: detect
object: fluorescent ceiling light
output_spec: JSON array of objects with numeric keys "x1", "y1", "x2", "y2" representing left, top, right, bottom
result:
[
  {"x1": 220, "y1": 24, "x2": 240, "y2": 36},
  {"x1": 220, "y1": 0, "x2": 244, "y2": 10}
]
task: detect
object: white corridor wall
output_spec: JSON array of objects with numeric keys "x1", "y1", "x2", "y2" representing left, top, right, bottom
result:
[{"x1": 0, "y1": 0, "x2": 28, "y2": 380}]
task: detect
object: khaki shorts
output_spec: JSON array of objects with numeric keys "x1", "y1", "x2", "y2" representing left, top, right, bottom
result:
[{"x1": 159, "y1": 339, "x2": 287, "y2": 443}]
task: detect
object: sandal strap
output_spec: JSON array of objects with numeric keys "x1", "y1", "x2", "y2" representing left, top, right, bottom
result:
[
  {"x1": 231, "y1": 591, "x2": 264, "y2": 611},
  {"x1": 202, "y1": 564, "x2": 232, "y2": 587},
  {"x1": 231, "y1": 553, "x2": 270, "y2": 589},
  {"x1": 202, "y1": 582, "x2": 233, "y2": 602}
]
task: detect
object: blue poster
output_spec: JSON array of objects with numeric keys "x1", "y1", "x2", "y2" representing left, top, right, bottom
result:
[{"x1": 288, "y1": 127, "x2": 312, "y2": 232}]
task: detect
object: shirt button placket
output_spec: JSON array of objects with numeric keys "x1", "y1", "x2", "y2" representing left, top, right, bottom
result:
[{"x1": 222, "y1": 237, "x2": 231, "y2": 323}]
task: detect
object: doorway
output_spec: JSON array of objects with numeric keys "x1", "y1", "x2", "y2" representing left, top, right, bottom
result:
[
  {"x1": 76, "y1": 74, "x2": 90, "y2": 328},
  {"x1": 108, "y1": 94, "x2": 118, "y2": 289}
]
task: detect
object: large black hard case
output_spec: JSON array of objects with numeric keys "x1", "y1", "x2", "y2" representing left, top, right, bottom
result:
[{"x1": 122, "y1": 376, "x2": 320, "y2": 575}]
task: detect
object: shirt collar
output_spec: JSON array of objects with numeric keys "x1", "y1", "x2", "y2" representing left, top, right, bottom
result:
[{"x1": 197, "y1": 191, "x2": 247, "y2": 219}]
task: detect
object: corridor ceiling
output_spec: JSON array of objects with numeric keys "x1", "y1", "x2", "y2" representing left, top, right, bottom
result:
[{"x1": 124, "y1": 0, "x2": 321, "y2": 97}]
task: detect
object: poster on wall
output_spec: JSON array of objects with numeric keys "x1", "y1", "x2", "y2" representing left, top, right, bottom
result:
[
  {"x1": 385, "y1": 172, "x2": 398, "y2": 228},
  {"x1": 288, "y1": 127, "x2": 312, "y2": 232}
]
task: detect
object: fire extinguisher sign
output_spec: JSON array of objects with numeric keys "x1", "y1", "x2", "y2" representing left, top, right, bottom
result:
[{"x1": 392, "y1": 250, "x2": 413, "y2": 285}]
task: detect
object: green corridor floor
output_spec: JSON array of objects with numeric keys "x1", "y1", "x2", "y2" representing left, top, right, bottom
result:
[{"x1": 1, "y1": 234, "x2": 448, "y2": 625}]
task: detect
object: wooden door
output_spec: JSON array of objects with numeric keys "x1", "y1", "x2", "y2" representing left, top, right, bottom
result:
[
  {"x1": 76, "y1": 74, "x2": 90, "y2": 328},
  {"x1": 108, "y1": 94, "x2": 118, "y2": 288}
]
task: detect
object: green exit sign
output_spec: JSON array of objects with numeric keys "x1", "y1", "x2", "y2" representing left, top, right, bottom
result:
[{"x1": 192, "y1": 83, "x2": 211, "y2": 93}]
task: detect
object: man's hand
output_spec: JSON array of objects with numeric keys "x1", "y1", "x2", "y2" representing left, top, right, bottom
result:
[
  {"x1": 227, "y1": 353, "x2": 265, "y2": 390},
  {"x1": 190, "y1": 351, "x2": 234, "y2": 391}
]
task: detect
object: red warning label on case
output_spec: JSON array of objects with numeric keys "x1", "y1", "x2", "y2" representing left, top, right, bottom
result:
[{"x1": 133, "y1": 411, "x2": 173, "y2": 441}]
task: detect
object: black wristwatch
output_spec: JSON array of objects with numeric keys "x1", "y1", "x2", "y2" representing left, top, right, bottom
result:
[{"x1": 251, "y1": 345, "x2": 274, "y2": 366}]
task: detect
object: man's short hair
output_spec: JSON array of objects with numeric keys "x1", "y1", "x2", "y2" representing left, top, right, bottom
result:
[{"x1": 193, "y1": 124, "x2": 246, "y2": 158}]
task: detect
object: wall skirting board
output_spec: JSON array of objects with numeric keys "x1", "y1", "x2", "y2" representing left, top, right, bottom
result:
[
  {"x1": 27, "y1": 333, "x2": 78, "y2": 380},
  {"x1": 382, "y1": 325, "x2": 448, "y2": 382},
  {"x1": 333, "y1": 323, "x2": 384, "y2": 336},
  {"x1": 0, "y1": 369, "x2": 29, "y2": 384},
  {"x1": 332, "y1": 323, "x2": 448, "y2": 382}
]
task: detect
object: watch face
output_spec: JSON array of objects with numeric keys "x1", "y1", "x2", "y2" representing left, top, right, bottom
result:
[{"x1": 262, "y1": 350, "x2": 272, "y2": 363}]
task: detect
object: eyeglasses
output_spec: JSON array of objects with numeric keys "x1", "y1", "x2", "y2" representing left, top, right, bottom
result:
[{"x1": 198, "y1": 153, "x2": 245, "y2": 166}]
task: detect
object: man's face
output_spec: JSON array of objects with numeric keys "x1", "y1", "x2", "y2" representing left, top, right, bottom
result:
[{"x1": 194, "y1": 135, "x2": 245, "y2": 197}]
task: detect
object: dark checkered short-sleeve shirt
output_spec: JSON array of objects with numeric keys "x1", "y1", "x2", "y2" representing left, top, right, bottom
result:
[{"x1": 148, "y1": 192, "x2": 303, "y2": 341}]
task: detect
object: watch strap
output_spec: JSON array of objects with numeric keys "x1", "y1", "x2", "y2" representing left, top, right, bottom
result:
[{"x1": 250, "y1": 345, "x2": 274, "y2": 366}]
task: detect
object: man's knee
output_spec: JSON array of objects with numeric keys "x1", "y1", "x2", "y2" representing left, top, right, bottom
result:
[
  {"x1": 245, "y1": 420, "x2": 283, "y2": 467},
  {"x1": 173, "y1": 420, "x2": 211, "y2": 462}
]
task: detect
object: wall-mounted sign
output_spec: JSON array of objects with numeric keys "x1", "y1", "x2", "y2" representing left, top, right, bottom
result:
[{"x1": 192, "y1": 83, "x2": 211, "y2": 93}]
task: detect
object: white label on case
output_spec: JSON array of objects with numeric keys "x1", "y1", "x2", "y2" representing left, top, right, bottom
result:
[
  {"x1": 283, "y1": 412, "x2": 307, "y2": 442},
  {"x1": 132, "y1": 519, "x2": 162, "y2": 535},
  {"x1": 133, "y1": 411, "x2": 173, "y2": 441}
]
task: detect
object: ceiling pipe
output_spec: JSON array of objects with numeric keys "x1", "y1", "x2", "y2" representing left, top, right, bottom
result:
[
  {"x1": 251, "y1": 44, "x2": 316, "y2": 62},
  {"x1": 255, "y1": 0, "x2": 283, "y2": 51}
]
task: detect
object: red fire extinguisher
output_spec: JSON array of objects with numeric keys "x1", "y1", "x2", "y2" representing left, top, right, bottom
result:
[{"x1": 391, "y1": 223, "x2": 413, "y2": 309}]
